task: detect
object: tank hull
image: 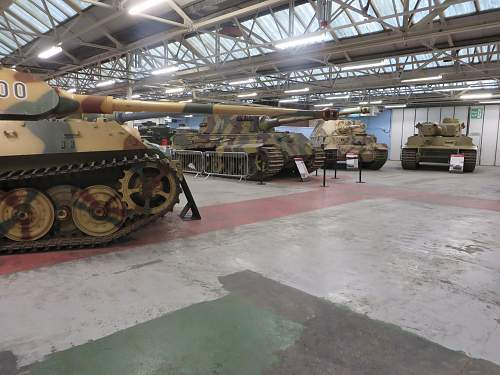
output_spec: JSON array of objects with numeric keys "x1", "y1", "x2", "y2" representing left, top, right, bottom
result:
[
  {"x1": 0, "y1": 119, "x2": 183, "y2": 253},
  {"x1": 172, "y1": 131, "x2": 325, "y2": 180}
]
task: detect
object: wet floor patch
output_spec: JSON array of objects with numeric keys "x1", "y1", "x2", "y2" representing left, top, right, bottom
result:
[{"x1": 14, "y1": 270, "x2": 500, "y2": 375}]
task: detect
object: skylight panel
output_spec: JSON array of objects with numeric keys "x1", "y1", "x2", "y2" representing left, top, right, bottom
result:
[
  {"x1": 257, "y1": 14, "x2": 284, "y2": 40},
  {"x1": 30, "y1": 0, "x2": 66, "y2": 23},
  {"x1": 8, "y1": 4, "x2": 49, "y2": 32},
  {"x1": 479, "y1": 0, "x2": 500, "y2": 11},
  {"x1": 0, "y1": 32, "x2": 16, "y2": 50},
  {"x1": 444, "y1": 2, "x2": 476, "y2": 17},
  {"x1": 49, "y1": 0, "x2": 77, "y2": 17},
  {"x1": 17, "y1": 0, "x2": 52, "y2": 29},
  {"x1": 295, "y1": 3, "x2": 319, "y2": 31}
]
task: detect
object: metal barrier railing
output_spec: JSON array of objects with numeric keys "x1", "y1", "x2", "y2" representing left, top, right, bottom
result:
[
  {"x1": 171, "y1": 150, "x2": 249, "y2": 180},
  {"x1": 204, "y1": 151, "x2": 249, "y2": 181},
  {"x1": 171, "y1": 150, "x2": 205, "y2": 177}
]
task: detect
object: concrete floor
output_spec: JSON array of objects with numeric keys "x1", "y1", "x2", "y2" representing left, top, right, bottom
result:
[{"x1": 1, "y1": 161, "x2": 500, "y2": 374}]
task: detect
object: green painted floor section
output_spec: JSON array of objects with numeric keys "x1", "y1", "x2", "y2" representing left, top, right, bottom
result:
[{"x1": 27, "y1": 295, "x2": 303, "y2": 375}]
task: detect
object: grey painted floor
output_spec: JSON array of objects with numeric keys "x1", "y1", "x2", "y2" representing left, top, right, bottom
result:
[{"x1": 1, "y1": 161, "x2": 500, "y2": 373}]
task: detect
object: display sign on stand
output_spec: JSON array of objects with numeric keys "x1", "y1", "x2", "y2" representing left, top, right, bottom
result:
[
  {"x1": 449, "y1": 154, "x2": 464, "y2": 173},
  {"x1": 294, "y1": 157, "x2": 310, "y2": 181},
  {"x1": 346, "y1": 153, "x2": 359, "y2": 170}
]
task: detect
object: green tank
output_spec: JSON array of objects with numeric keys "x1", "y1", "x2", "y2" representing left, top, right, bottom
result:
[
  {"x1": 0, "y1": 68, "x2": 321, "y2": 252},
  {"x1": 310, "y1": 119, "x2": 388, "y2": 170},
  {"x1": 171, "y1": 108, "x2": 359, "y2": 180},
  {"x1": 401, "y1": 118, "x2": 477, "y2": 172}
]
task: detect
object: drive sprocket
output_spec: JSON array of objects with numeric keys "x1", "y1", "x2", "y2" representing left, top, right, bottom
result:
[{"x1": 119, "y1": 160, "x2": 180, "y2": 215}]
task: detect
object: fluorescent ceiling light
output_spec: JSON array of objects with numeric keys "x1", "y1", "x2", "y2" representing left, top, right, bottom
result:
[
  {"x1": 185, "y1": 115, "x2": 193, "y2": 118},
  {"x1": 152, "y1": 66, "x2": 179, "y2": 75},
  {"x1": 164, "y1": 87, "x2": 184, "y2": 94},
  {"x1": 384, "y1": 104, "x2": 407, "y2": 108},
  {"x1": 460, "y1": 93, "x2": 493, "y2": 100},
  {"x1": 284, "y1": 87, "x2": 309, "y2": 94},
  {"x1": 359, "y1": 100, "x2": 382, "y2": 105},
  {"x1": 180, "y1": 99, "x2": 192, "y2": 103},
  {"x1": 11, "y1": 65, "x2": 16, "y2": 69},
  {"x1": 313, "y1": 103, "x2": 333, "y2": 107},
  {"x1": 130, "y1": 94, "x2": 141, "y2": 98},
  {"x1": 401, "y1": 75, "x2": 442, "y2": 83},
  {"x1": 480, "y1": 100, "x2": 500, "y2": 104},
  {"x1": 275, "y1": 33, "x2": 326, "y2": 50},
  {"x1": 433, "y1": 86, "x2": 486, "y2": 92},
  {"x1": 129, "y1": 0, "x2": 166, "y2": 15},
  {"x1": 38, "y1": 46, "x2": 62, "y2": 59},
  {"x1": 237, "y1": 92, "x2": 257, "y2": 98},
  {"x1": 341, "y1": 59, "x2": 387, "y2": 71},
  {"x1": 96, "y1": 80, "x2": 115, "y2": 87},
  {"x1": 67, "y1": 88, "x2": 76, "y2": 93},
  {"x1": 279, "y1": 98, "x2": 299, "y2": 103},
  {"x1": 326, "y1": 94, "x2": 350, "y2": 100},
  {"x1": 228, "y1": 78, "x2": 255, "y2": 85}
]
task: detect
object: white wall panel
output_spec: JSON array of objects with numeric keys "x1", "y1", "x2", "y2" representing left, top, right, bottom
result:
[
  {"x1": 440, "y1": 107, "x2": 454, "y2": 121},
  {"x1": 468, "y1": 106, "x2": 484, "y2": 164},
  {"x1": 427, "y1": 107, "x2": 441, "y2": 123},
  {"x1": 390, "y1": 109, "x2": 404, "y2": 160},
  {"x1": 480, "y1": 105, "x2": 500, "y2": 166},
  {"x1": 402, "y1": 108, "x2": 416, "y2": 151},
  {"x1": 454, "y1": 106, "x2": 469, "y2": 126},
  {"x1": 414, "y1": 108, "x2": 427, "y2": 125}
]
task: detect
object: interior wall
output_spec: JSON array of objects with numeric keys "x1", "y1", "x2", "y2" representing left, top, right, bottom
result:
[{"x1": 389, "y1": 105, "x2": 500, "y2": 166}]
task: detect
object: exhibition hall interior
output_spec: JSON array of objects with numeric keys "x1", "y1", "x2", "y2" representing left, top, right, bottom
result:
[{"x1": 2, "y1": 0, "x2": 500, "y2": 374}]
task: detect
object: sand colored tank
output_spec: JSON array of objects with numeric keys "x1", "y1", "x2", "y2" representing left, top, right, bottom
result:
[
  {"x1": 171, "y1": 107, "x2": 366, "y2": 180},
  {"x1": 311, "y1": 118, "x2": 388, "y2": 169},
  {"x1": 0, "y1": 68, "x2": 333, "y2": 252},
  {"x1": 401, "y1": 118, "x2": 477, "y2": 172}
]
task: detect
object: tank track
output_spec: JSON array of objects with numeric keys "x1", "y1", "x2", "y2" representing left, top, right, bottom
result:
[
  {"x1": 401, "y1": 148, "x2": 418, "y2": 170},
  {"x1": 0, "y1": 154, "x2": 180, "y2": 254},
  {"x1": 363, "y1": 150, "x2": 388, "y2": 170},
  {"x1": 462, "y1": 150, "x2": 477, "y2": 172},
  {"x1": 248, "y1": 146, "x2": 285, "y2": 180},
  {"x1": 308, "y1": 148, "x2": 326, "y2": 172}
]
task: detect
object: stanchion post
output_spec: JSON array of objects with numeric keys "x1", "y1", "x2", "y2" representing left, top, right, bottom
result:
[
  {"x1": 357, "y1": 155, "x2": 365, "y2": 184},
  {"x1": 322, "y1": 166, "x2": 326, "y2": 187}
]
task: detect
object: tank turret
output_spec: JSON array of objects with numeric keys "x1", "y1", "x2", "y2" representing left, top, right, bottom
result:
[
  {"x1": 402, "y1": 117, "x2": 477, "y2": 172},
  {"x1": 311, "y1": 118, "x2": 388, "y2": 170}
]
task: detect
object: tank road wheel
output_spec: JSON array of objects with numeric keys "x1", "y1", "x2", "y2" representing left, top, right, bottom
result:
[
  {"x1": 72, "y1": 185, "x2": 125, "y2": 237},
  {"x1": 0, "y1": 188, "x2": 55, "y2": 241},
  {"x1": 401, "y1": 148, "x2": 418, "y2": 170},
  {"x1": 119, "y1": 161, "x2": 180, "y2": 215},
  {"x1": 46, "y1": 185, "x2": 82, "y2": 235},
  {"x1": 462, "y1": 150, "x2": 477, "y2": 173}
]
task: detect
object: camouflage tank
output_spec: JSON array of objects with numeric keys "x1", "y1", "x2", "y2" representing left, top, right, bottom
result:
[
  {"x1": 310, "y1": 118, "x2": 388, "y2": 170},
  {"x1": 171, "y1": 108, "x2": 357, "y2": 180},
  {"x1": 401, "y1": 117, "x2": 477, "y2": 172},
  {"x1": 0, "y1": 68, "x2": 325, "y2": 253}
]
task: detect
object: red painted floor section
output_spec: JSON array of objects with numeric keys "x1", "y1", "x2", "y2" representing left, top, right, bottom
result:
[{"x1": 1, "y1": 180, "x2": 500, "y2": 276}]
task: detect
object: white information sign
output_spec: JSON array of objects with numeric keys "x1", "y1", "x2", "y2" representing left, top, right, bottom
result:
[
  {"x1": 294, "y1": 158, "x2": 310, "y2": 181},
  {"x1": 346, "y1": 153, "x2": 359, "y2": 170},
  {"x1": 449, "y1": 154, "x2": 464, "y2": 173}
]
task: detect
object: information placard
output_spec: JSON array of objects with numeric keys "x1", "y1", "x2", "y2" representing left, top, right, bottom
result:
[
  {"x1": 449, "y1": 154, "x2": 464, "y2": 173},
  {"x1": 346, "y1": 153, "x2": 359, "y2": 170},
  {"x1": 294, "y1": 157, "x2": 310, "y2": 181}
]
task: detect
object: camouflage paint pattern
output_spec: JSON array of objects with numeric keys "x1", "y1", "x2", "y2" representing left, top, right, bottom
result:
[
  {"x1": 402, "y1": 117, "x2": 477, "y2": 172},
  {"x1": 172, "y1": 115, "x2": 325, "y2": 178},
  {"x1": 310, "y1": 119, "x2": 388, "y2": 169}
]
